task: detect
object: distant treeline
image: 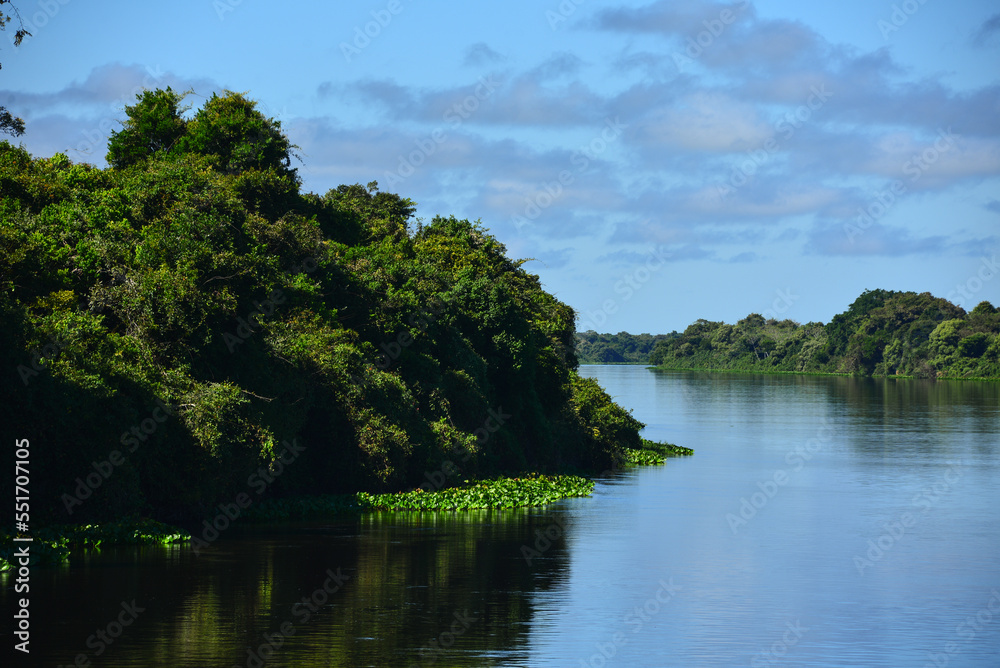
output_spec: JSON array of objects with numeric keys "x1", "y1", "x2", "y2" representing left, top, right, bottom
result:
[
  {"x1": 574, "y1": 331, "x2": 677, "y2": 364},
  {"x1": 648, "y1": 290, "x2": 1000, "y2": 379}
]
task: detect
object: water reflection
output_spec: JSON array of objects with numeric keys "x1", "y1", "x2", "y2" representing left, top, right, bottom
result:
[
  {"x1": 6, "y1": 369, "x2": 998, "y2": 667},
  {"x1": 3, "y1": 509, "x2": 575, "y2": 667}
]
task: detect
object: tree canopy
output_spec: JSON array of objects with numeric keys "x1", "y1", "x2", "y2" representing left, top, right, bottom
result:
[
  {"x1": 648, "y1": 289, "x2": 1000, "y2": 379},
  {"x1": 1, "y1": 88, "x2": 647, "y2": 524}
]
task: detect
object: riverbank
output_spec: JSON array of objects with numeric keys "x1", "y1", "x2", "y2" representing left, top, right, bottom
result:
[
  {"x1": 652, "y1": 366, "x2": 999, "y2": 381},
  {"x1": 244, "y1": 473, "x2": 595, "y2": 520},
  {"x1": 0, "y1": 518, "x2": 191, "y2": 571},
  {"x1": 653, "y1": 365, "x2": 851, "y2": 377},
  {"x1": 0, "y1": 476, "x2": 595, "y2": 570},
  {"x1": 2, "y1": 454, "x2": 693, "y2": 569}
]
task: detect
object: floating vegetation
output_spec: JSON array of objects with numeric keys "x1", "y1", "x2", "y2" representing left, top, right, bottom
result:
[
  {"x1": 622, "y1": 449, "x2": 667, "y2": 466},
  {"x1": 641, "y1": 438, "x2": 694, "y2": 457},
  {"x1": 0, "y1": 519, "x2": 190, "y2": 572},
  {"x1": 245, "y1": 473, "x2": 596, "y2": 520},
  {"x1": 36, "y1": 519, "x2": 192, "y2": 547},
  {"x1": 359, "y1": 474, "x2": 595, "y2": 512},
  {"x1": 620, "y1": 439, "x2": 696, "y2": 467}
]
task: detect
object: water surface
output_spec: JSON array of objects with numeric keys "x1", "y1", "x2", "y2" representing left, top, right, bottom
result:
[{"x1": 5, "y1": 367, "x2": 999, "y2": 666}]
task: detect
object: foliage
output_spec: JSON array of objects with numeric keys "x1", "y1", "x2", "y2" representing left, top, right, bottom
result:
[
  {"x1": 106, "y1": 88, "x2": 188, "y2": 168},
  {"x1": 639, "y1": 438, "x2": 694, "y2": 457},
  {"x1": 0, "y1": 518, "x2": 188, "y2": 570},
  {"x1": 243, "y1": 474, "x2": 595, "y2": 518},
  {"x1": 575, "y1": 330, "x2": 677, "y2": 364},
  {"x1": 649, "y1": 290, "x2": 1000, "y2": 380},
  {"x1": 357, "y1": 474, "x2": 595, "y2": 511},
  {"x1": 0, "y1": 1, "x2": 30, "y2": 136},
  {"x1": 622, "y1": 449, "x2": 665, "y2": 466},
  {"x1": 620, "y1": 439, "x2": 695, "y2": 466},
  {"x1": 1, "y1": 89, "x2": 659, "y2": 525}
]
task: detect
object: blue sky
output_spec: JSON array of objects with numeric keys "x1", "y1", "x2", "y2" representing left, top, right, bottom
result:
[{"x1": 2, "y1": 0, "x2": 998, "y2": 333}]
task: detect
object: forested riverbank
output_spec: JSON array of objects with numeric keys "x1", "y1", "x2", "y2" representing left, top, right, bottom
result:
[
  {"x1": 1, "y1": 89, "x2": 678, "y2": 537},
  {"x1": 648, "y1": 289, "x2": 1000, "y2": 380}
]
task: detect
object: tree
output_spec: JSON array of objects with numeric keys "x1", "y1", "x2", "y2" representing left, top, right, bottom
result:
[
  {"x1": 0, "y1": 0, "x2": 30, "y2": 136},
  {"x1": 178, "y1": 91, "x2": 298, "y2": 179},
  {"x1": 106, "y1": 87, "x2": 188, "y2": 168}
]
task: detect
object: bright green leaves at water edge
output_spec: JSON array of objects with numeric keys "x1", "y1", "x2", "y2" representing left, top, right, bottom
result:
[
  {"x1": 246, "y1": 474, "x2": 595, "y2": 519},
  {"x1": 0, "y1": 519, "x2": 190, "y2": 571}
]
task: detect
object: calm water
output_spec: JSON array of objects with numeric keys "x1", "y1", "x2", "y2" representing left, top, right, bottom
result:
[{"x1": 5, "y1": 367, "x2": 1000, "y2": 667}]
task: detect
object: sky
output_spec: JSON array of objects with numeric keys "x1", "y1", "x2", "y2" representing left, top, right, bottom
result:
[{"x1": 2, "y1": 0, "x2": 998, "y2": 334}]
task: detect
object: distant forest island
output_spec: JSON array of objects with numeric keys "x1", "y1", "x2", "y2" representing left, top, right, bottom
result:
[{"x1": 576, "y1": 289, "x2": 1000, "y2": 380}]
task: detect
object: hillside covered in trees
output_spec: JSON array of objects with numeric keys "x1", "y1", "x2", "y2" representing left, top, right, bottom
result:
[
  {"x1": 574, "y1": 331, "x2": 676, "y2": 364},
  {"x1": 650, "y1": 290, "x2": 1000, "y2": 379},
  {"x1": 1, "y1": 88, "x2": 650, "y2": 524}
]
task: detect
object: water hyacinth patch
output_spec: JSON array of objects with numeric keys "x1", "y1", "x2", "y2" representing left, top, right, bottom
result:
[
  {"x1": 244, "y1": 474, "x2": 595, "y2": 520},
  {"x1": 622, "y1": 449, "x2": 666, "y2": 466},
  {"x1": 640, "y1": 439, "x2": 694, "y2": 457},
  {"x1": 358, "y1": 474, "x2": 595, "y2": 511}
]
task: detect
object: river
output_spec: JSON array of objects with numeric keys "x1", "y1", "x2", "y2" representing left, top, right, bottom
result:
[{"x1": 5, "y1": 366, "x2": 999, "y2": 666}]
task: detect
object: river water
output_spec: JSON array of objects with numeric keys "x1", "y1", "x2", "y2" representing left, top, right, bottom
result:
[{"x1": 5, "y1": 366, "x2": 999, "y2": 666}]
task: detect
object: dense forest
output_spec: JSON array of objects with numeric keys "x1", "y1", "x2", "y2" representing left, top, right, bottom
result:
[
  {"x1": 574, "y1": 331, "x2": 676, "y2": 364},
  {"x1": 0, "y1": 88, "x2": 650, "y2": 524},
  {"x1": 650, "y1": 289, "x2": 1000, "y2": 379}
]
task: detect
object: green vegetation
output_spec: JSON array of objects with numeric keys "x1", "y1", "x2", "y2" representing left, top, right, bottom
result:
[
  {"x1": 650, "y1": 290, "x2": 1000, "y2": 379},
  {"x1": 0, "y1": 518, "x2": 190, "y2": 571},
  {"x1": 622, "y1": 449, "x2": 665, "y2": 466},
  {"x1": 575, "y1": 331, "x2": 677, "y2": 364},
  {"x1": 0, "y1": 1, "x2": 30, "y2": 136},
  {"x1": 640, "y1": 438, "x2": 694, "y2": 457},
  {"x1": 1, "y1": 89, "x2": 669, "y2": 528},
  {"x1": 245, "y1": 474, "x2": 594, "y2": 518},
  {"x1": 621, "y1": 439, "x2": 695, "y2": 465}
]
